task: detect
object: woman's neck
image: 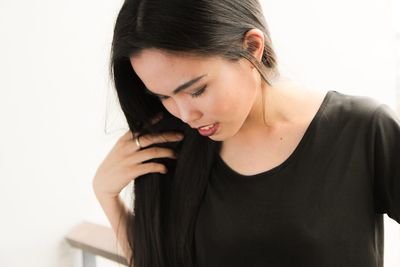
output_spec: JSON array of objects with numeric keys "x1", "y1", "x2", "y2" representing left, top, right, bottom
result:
[{"x1": 226, "y1": 78, "x2": 322, "y2": 146}]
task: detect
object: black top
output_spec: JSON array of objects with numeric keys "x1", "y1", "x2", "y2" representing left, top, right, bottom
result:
[{"x1": 194, "y1": 90, "x2": 400, "y2": 267}]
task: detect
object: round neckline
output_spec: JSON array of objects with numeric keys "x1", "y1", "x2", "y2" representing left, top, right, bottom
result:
[{"x1": 214, "y1": 90, "x2": 335, "y2": 179}]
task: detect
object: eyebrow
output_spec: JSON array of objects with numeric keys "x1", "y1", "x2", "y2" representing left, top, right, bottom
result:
[{"x1": 145, "y1": 74, "x2": 207, "y2": 97}]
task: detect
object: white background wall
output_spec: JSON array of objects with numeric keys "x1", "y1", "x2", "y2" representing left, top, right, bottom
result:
[{"x1": 0, "y1": 0, "x2": 398, "y2": 266}]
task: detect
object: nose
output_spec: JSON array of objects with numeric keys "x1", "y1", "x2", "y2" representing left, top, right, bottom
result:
[{"x1": 175, "y1": 100, "x2": 201, "y2": 125}]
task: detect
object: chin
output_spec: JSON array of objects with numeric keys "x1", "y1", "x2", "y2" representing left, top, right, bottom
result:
[
  {"x1": 207, "y1": 122, "x2": 240, "y2": 142},
  {"x1": 208, "y1": 129, "x2": 235, "y2": 142},
  {"x1": 208, "y1": 135, "x2": 222, "y2": 141}
]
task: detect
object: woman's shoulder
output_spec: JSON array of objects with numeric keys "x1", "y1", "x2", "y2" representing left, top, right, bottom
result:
[
  {"x1": 326, "y1": 90, "x2": 382, "y2": 114},
  {"x1": 274, "y1": 79, "x2": 385, "y2": 122},
  {"x1": 274, "y1": 79, "x2": 379, "y2": 113}
]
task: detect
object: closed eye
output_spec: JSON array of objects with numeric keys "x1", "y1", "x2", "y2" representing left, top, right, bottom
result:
[
  {"x1": 158, "y1": 85, "x2": 207, "y2": 101},
  {"x1": 191, "y1": 85, "x2": 206, "y2": 98}
]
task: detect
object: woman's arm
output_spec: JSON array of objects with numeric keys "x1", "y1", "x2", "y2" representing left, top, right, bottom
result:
[{"x1": 96, "y1": 194, "x2": 133, "y2": 265}]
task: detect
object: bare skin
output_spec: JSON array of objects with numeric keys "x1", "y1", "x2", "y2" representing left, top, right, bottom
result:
[
  {"x1": 93, "y1": 26, "x2": 329, "y2": 265},
  {"x1": 220, "y1": 81, "x2": 328, "y2": 176},
  {"x1": 128, "y1": 28, "x2": 329, "y2": 176},
  {"x1": 91, "y1": 114, "x2": 184, "y2": 264},
  {"x1": 92, "y1": 113, "x2": 184, "y2": 199}
]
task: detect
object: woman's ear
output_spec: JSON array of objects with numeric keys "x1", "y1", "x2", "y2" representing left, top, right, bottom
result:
[{"x1": 242, "y1": 28, "x2": 265, "y2": 64}]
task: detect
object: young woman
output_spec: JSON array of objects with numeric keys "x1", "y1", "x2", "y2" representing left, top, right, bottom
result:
[{"x1": 92, "y1": 0, "x2": 400, "y2": 266}]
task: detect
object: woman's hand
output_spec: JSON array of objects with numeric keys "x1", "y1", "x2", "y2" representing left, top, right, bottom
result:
[{"x1": 92, "y1": 115, "x2": 184, "y2": 199}]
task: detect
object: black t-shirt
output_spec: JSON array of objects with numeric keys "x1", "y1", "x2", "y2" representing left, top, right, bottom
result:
[{"x1": 194, "y1": 90, "x2": 400, "y2": 267}]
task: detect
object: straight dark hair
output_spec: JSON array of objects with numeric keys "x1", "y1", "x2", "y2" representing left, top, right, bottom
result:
[{"x1": 109, "y1": 0, "x2": 280, "y2": 266}]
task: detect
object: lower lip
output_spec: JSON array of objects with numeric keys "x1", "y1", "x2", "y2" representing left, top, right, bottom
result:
[{"x1": 197, "y1": 123, "x2": 219, "y2": 136}]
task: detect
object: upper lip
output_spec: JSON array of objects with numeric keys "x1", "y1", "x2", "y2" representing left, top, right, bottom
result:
[{"x1": 192, "y1": 122, "x2": 217, "y2": 129}]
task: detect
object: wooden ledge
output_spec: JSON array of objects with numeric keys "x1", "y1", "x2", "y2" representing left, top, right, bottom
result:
[{"x1": 65, "y1": 220, "x2": 129, "y2": 266}]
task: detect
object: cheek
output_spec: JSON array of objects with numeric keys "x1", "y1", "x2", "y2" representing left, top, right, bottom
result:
[
  {"x1": 209, "y1": 85, "x2": 240, "y2": 116},
  {"x1": 214, "y1": 98, "x2": 232, "y2": 115},
  {"x1": 221, "y1": 85, "x2": 254, "y2": 119}
]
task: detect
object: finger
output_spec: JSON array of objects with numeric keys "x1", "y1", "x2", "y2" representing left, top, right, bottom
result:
[
  {"x1": 133, "y1": 146, "x2": 177, "y2": 163},
  {"x1": 120, "y1": 113, "x2": 164, "y2": 142},
  {"x1": 152, "y1": 112, "x2": 164, "y2": 124},
  {"x1": 133, "y1": 162, "x2": 167, "y2": 177},
  {"x1": 137, "y1": 132, "x2": 184, "y2": 149},
  {"x1": 120, "y1": 129, "x2": 136, "y2": 142},
  {"x1": 143, "y1": 113, "x2": 164, "y2": 129}
]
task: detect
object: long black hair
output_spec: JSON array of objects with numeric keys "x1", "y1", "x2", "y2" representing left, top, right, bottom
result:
[{"x1": 109, "y1": 0, "x2": 279, "y2": 266}]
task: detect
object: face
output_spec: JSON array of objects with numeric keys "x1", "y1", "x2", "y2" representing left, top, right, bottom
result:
[{"x1": 129, "y1": 49, "x2": 261, "y2": 141}]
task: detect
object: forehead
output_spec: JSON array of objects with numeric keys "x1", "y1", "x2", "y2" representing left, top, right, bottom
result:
[
  {"x1": 130, "y1": 49, "x2": 217, "y2": 70},
  {"x1": 129, "y1": 49, "x2": 222, "y2": 92}
]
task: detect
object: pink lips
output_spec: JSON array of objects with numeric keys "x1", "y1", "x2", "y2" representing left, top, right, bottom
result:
[{"x1": 197, "y1": 122, "x2": 219, "y2": 136}]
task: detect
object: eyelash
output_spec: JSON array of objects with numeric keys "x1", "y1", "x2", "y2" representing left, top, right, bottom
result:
[
  {"x1": 159, "y1": 86, "x2": 207, "y2": 101},
  {"x1": 191, "y1": 85, "x2": 207, "y2": 98}
]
